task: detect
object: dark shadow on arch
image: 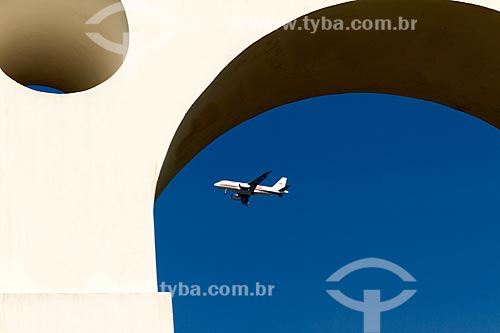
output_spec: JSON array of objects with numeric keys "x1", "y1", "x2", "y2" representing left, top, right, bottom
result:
[
  {"x1": 155, "y1": 0, "x2": 500, "y2": 200},
  {"x1": 0, "y1": 0, "x2": 129, "y2": 93}
]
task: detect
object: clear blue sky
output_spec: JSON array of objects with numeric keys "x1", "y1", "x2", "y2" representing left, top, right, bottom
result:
[{"x1": 155, "y1": 93, "x2": 500, "y2": 333}]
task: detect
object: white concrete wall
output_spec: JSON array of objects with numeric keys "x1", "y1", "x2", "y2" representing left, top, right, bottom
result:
[
  {"x1": 0, "y1": 0, "x2": 498, "y2": 332},
  {"x1": 0, "y1": 293, "x2": 174, "y2": 333},
  {"x1": 0, "y1": 0, "x2": 356, "y2": 295}
]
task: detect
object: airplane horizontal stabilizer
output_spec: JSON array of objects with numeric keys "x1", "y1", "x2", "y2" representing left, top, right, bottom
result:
[{"x1": 279, "y1": 184, "x2": 291, "y2": 192}]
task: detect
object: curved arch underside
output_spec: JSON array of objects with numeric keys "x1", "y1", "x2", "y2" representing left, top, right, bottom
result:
[
  {"x1": 0, "y1": 0, "x2": 128, "y2": 93},
  {"x1": 156, "y1": 0, "x2": 500, "y2": 199}
]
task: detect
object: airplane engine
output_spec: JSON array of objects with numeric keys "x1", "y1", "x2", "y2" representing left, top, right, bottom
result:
[{"x1": 230, "y1": 194, "x2": 241, "y2": 200}]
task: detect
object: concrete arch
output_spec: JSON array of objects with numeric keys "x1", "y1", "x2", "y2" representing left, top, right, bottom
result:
[
  {"x1": 0, "y1": 0, "x2": 128, "y2": 93},
  {"x1": 156, "y1": 0, "x2": 500, "y2": 199}
]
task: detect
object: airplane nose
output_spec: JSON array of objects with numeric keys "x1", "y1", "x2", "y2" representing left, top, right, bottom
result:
[{"x1": 213, "y1": 182, "x2": 220, "y2": 187}]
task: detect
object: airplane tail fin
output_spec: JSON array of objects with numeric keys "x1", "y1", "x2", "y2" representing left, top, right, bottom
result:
[{"x1": 272, "y1": 177, "x2": 287, "y2": 190}]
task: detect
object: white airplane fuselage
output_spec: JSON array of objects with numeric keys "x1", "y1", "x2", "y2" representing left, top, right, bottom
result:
[{"x1": 214, "y1": 180, "x2": 289, "y2": 196}]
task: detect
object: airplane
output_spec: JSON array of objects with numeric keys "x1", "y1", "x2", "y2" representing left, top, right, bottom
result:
[{"x1": 213, "y1": 170, "x2": 290, "y2": 206}]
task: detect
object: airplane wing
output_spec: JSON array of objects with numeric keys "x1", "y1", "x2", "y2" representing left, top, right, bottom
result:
[{"x1": 247, "y1": 170, "x2": 272, "y2": 190}]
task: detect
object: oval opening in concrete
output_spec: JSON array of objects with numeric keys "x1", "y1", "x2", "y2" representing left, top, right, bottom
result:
[{"x1": 0, "y1": 0, "x2": 129, "y2": 93}]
